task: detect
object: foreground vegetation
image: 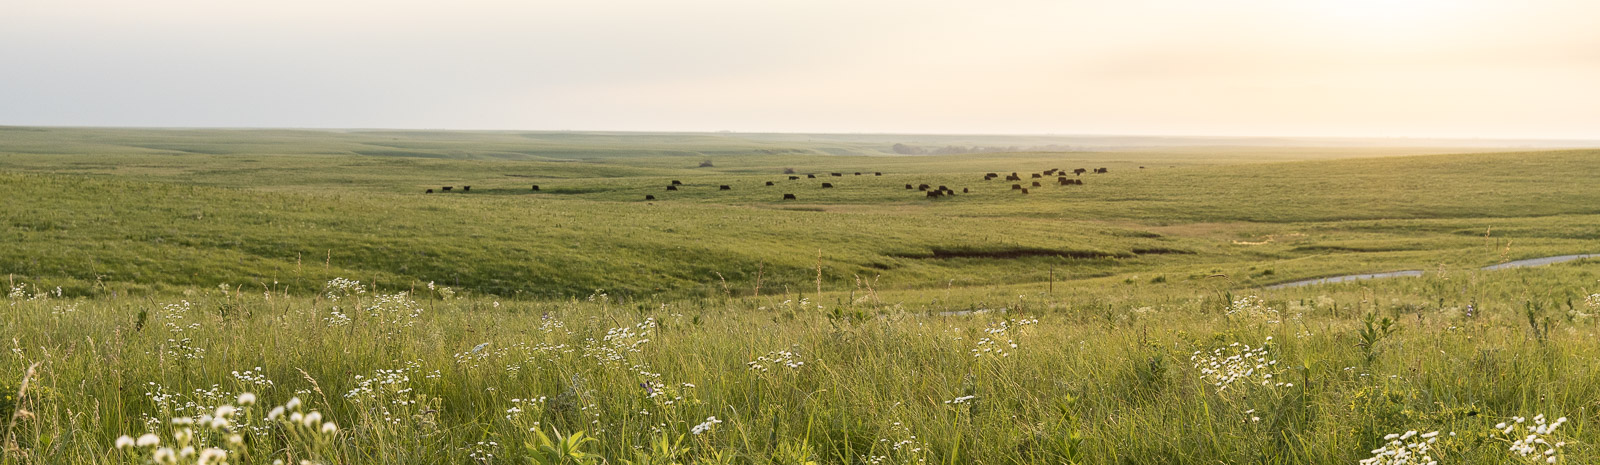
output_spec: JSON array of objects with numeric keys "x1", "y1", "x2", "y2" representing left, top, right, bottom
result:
[
  {"x1": 2, "y1": 128, "x2": 1597, "y2": 463},
  {"x1": 4, "y1": 263, "x2": 1599, "y2": 464}
]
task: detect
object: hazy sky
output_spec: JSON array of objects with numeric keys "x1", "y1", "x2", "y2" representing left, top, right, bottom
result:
[{"x1": 4, "y1": 0, "x2": 1598, "y2": 138}]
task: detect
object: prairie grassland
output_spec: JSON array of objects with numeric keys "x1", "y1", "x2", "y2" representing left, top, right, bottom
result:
[{"x1": 1, "y1": 129, "x2": 1598, "y2": 464}]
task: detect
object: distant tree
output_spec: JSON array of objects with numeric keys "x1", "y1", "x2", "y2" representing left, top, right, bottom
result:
[
  {"x1": 891, "y1": 143, "x2": 923, "y2": 155},
  {"x1": 782, "y1": 167, "x2": 796, "y2": 174},
  {"x1": 699, "y1": 160, "x2": 715, "y2": 168}
]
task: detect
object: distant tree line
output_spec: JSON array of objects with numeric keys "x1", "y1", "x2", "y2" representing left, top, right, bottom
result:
[{"x1": 889, "y1": 143, "x2": 1082, "y2": 155}]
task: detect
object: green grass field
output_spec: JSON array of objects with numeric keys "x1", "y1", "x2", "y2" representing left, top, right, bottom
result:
[{"x1": 1, "y1": 128, "x2": 1597, "y2": 464}]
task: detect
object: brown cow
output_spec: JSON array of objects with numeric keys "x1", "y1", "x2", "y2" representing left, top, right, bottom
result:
[
  {"x1": 1021, "y1": 188, "x2": 1030, "y2": 194},
  {"x1": 1012, "y1": 184, "x2": 1022, "y2": 190},
  {"x1": 1031, "y1": 181, "x2": 1041, "y2": 187}
]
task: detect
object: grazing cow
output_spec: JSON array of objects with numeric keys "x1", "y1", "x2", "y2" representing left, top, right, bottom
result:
[
  {"x1": 1021, "y1": 188, "x2": 1030, "y2": 194},
  {"x1": 783, "y1": 193, "x2": 796, "y2": 200},
  {"x1": 442, "y1": 186, "x2": 453, "y2": 191},
  {"x1": 831, "y1": 173, "x2": 843, "y2": 177},
  {"x1": 645, "y1": 195, "x2": 656, "y2": 200},
  {"x1": 667, "y1": 185, "x2": 678, "y2": 191},
  {"x1": 937, "y1": 185, "x2": 948, "y2": 191},
  {"x1": 854, "y1": 172, "x2": 862, "y2": 176},
  {"x1": 462, "y1": 186, "x2": 471, "y2": 191},
  {"x1": 986, "y1": 172, "x2": 999, "y2": 177},
  {"x1": 425, "y1": 189, "x2": 433, "y2": 193},
  {"x1": 1031, "y1": 173, "x2": 1042, "y2": 178},
  {"x1": 1095, "y1": 168, "x2": 1108, "y2": 173},
  {"x1": 905, "y1": 184, "x2": 914, "y2": 190},
  {"x1": 720, "y1": 185, "x2": 731, "y2": 190},
  {"x1": 1044, "y1": 169, "x2": 1057, "y2": 175},
  {"x1": 918, "y1": 184, "x2": 930, "y2": 191},
  {"x1": 1059, "y1": 177, "x2": 1069, "y2": 184},
  {"x1": 821, "y1": 183, "x2": 834, "y2": 188},
  {"x1": 962, "y1": 188, "x2": 969, "y2": 193},
  {"x1": 1140, "y1": 166, "x2": 1146, "y2": 169},
  {"x1": 1012, "y1": 184, "x2": 1022, "y2": 190},
  {"x1": 766, "y1": 181, "x2": 775, "y2": 186},
  {"x1": 926, "y1": 191, "x2": 943, "y2": 198},
  {"x1": 807, "y1": 174, "x2": 816, "y2": 178},
  {"x1": 531, "y1": 185, "x2": 540, "y2": 191},
  {"x1": 1074, "y1": 179, "x2": 1084, "y2": 185},
  {"x1": 874, "y1": 172, "x2": 882, "y2": 176},
  {"x1": 1074, "y1": 168, "x2": 1087, "y2": 175},
  {"x1": 789, "y1": 176, "x2": 800, "y2": 180},
  {"x1": 1031, "y1": 181, "x2": 1042, "y2": 187},
  {"x1": 672, "y1": 180, "x2": 682, "y2": 185}
]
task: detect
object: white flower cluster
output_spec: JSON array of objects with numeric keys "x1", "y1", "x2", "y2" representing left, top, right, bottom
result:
[
  {"x1": 1359, "y1": 430, "x2": 1442, "y2": 465},
  {"x1": 581, "y1": 318, "x2": 655, "y2": 366},
  {"x1": 323, "y1": 277, "x2": 367, "y2": 300},
  {"x1": 231, "y1": 367, "x2": 274, "y2": 388},
  {"x1": 1497, "y1": 414, "x2": 1568, "y2": 463},
  {"x1": 944, "y1": 395, "x2": 978, "y2": 405},
  {"x1": 970, "y1": 318, "x2": 1036, "y2": 358},
  {"x1": 1225, "y1": 295, "x2": 1281, "y2": 324},
  {"x1": 363, "y1": 292, "x2": 425, "y2": 327},
  {"x1": 691, "y1": 416, "x2": 722, "y2": 435},
  {"x1": 1584, "y1": 293, "x2": 1600, "y2": 310},
  {"x1": 1190, "y1": 339, "x2": 1291, "y2": 391},
  {"x1": 748, "y1": 349, "x2": 805, "y2": 372}
]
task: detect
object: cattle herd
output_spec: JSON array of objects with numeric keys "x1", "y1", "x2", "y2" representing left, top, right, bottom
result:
[{"x1": 423, "y1": 167, "x2": 1114, "y2": 201}]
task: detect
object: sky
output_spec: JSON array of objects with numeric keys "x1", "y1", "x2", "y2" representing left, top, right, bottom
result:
[{"x1": 3, "y1": 0, "x2": 1599, "y2": 139}]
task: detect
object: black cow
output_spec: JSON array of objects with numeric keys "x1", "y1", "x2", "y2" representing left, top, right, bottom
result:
[
  {"x1": 962, "y1": 188, "x2": 969, "y2": 193},
  {"x1": 905, "y1": 184, "x2": 914, "y2": 190},
  {"x1": 854, "y1": 172, "x2": 862, "y2": 176},
  {"x1": 937, "y1": 185, "x2": 948, "y2": 191},
  {"x1": 462, "y1": 185, "x2": 471, "y2": 192},
  {"x1": 1074, "y1": 168, "x2": 1087, "y2": 175},
  {"x1": 1139, "y1": 166, "x2": 1146, "y2": 169},
  {"x1": 1059, "y1": 177, "x2": 1070, "y2": 184},
  {"x1": 765, "y1": 181, "x2": 775, "y2": 186},
  {"x1": 425, "y1": 189, "x2": 433, "y2": 193},
  {"x1": 831, "y1": 173, "x2": 843, "y2": 177},
  {"x1": 821, "y1": 183, "x2": 834, "y2": 188},
  {"x1": 918, "y1": 184, "x2": 930, "y2": 191},
  {"x1": 666, "y1": 185, "x2": 678, "y2": 191},
  {"x1": 789, "y1": 176, "x2": 800, "y2": 180},
  {"x1": 783, "y1": 193, "x2": 796, "y2": 200},
  {"x1": 874, "y1": 172, "x2": 882, "y2": 176},
  {"x1": 1031, "y1": 173, "x2": 1042, "y2": 178},
  {"x1": 807, "y1": 174, "x2": 816, "y2": 178},
  {"x1": 531, "y1": 185, "x2": 540, "y2": 191},
  {"x1": 1021, "y1": 188, "x2": 1030, "y2": 194},
  {"x1": 926, "y1": 191, "x2": 943, "y2": 198},
  {"x1": 645, "y1": 195, "x2": 656, "y2": 200},
  {"x1": 672, "y1": 180, "x2": 682, "y2": 185},
  {"x1": 1031, "y1": 181, "x2": 1041, "y2": 187},
  {"x1": 1095, "y1": 168, "x2": 1108, "y2": 173},
  {"x1": 442, "y1": 186, "x2": 453, "y2": 191},
  {"x1": 1012, "y1": 184, "x2": 1022, "y2": 190},
  {"x1": 1006, "y1": 175, "x2": 1021, "y2": 181},
  {"x1": 720, "y1": 185, "x2": 731, "y2": 190}
]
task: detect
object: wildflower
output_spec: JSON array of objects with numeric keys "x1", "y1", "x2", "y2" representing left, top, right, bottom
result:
[
  {"x1": 285, "y1": 397, "x2": 302, "y2": 411},
  {"x1": 691, "y1": 416, "x2": 722, "y2": 435},
  {"x1": 197, "y1": 448, "x2": 227, "y2": 465},
  {"x1": 1360, "y1": 430, "x2": 1443, "y2": 465},
  {"x1": 237, "y1": 392, "x2": 256, "y2": 406},
  {"x1": 136, "y1": 433, "x2": 161, "y2": 447},
  {"x1": 944, "y1": 395, "x2": 978, "y2": 405},
  {"x1": 115, "y1": 435, "x2": 136, "y2": 449},
  {"x1": 268, "y1": 406, "x2": 285, "y2": 420},
  {"x1": 1500, "y1": 415, "x2": 1568, "y2": 462},
  {"x1": 215, "y1": 405, "x2": 236, "y2": 418},
  {"x1": 321, "y1": 421, "x2": 338, "y2": 435},
  {"x1": 302, "y1": 411, "x2": 322, "y2": 428},
  {"x1": 153, "y1": 447, "x2": 178, "y2": 465}
]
